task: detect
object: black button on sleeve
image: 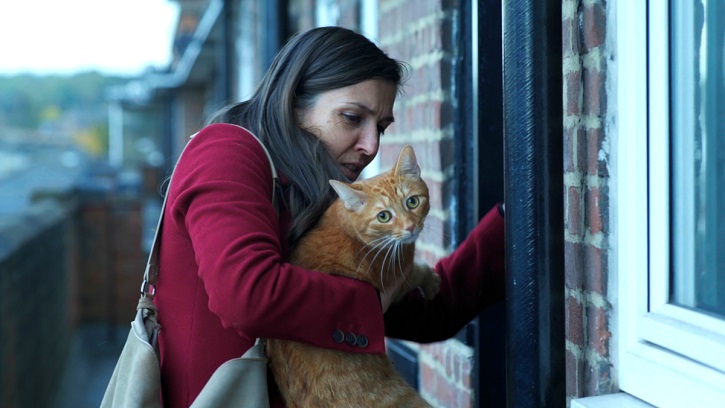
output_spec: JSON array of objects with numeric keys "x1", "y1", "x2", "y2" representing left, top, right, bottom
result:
[
  {"x1": 356, "y1": 335, "x2": 369, "y2": 348},
  {"x1": 345, "y1": 333, "x2": 357, "y2": 346},
  {"x1": 332, "y1": 329, "x2": 345, "y2": 343}
]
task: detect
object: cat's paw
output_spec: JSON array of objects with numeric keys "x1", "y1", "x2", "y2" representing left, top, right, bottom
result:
[
  {"x1": 419, "y1": 270, "x2": 441, "y2": 300},
  {"x1": 413, "y1": 261, "x2": 440, "y2": 300}
]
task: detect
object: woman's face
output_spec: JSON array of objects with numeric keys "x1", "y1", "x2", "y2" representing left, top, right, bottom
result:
[{"x1": 298, "y1": 79, "x2": 397, "y2": 181}]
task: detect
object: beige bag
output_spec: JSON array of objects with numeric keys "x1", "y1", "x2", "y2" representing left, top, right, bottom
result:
[{"x1": 101, "y1": 130, "x2": 277, "y2": 408}]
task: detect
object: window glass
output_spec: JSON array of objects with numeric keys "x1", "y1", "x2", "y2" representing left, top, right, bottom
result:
[{"x1": 671, "y1": 0, "x2": 725, "y2": 317}]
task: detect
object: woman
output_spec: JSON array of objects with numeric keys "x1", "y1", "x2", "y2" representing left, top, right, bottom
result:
[{"x1": 155, "y1": 26, "x2": 505, "y2": 407}]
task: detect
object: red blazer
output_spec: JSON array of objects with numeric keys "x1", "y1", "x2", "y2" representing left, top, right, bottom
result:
[{"x1": 155, "y1": 124, "x2": 505, "y2": 407}]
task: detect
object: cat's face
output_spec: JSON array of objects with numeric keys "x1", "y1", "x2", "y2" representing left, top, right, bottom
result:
[
  {"x1": 359, "y1": 176, "x2": 429, "y2": 245},
  {"x1": 330, "y1": 145, "x2": 429, "y2": 245}
]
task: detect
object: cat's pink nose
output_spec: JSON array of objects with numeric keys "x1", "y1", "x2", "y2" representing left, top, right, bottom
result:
[{"x1": 405, "y1": 224, "x2": 415, "y2": 233}]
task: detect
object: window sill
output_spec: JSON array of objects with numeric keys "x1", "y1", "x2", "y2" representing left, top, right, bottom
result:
[{"x1": 571, "y1": 393, "x2": 655, "y2": 408}]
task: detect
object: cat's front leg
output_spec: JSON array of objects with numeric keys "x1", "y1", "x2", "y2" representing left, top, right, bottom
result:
[
  {"x1": 395, "y1": 261, "x2": 440, "y2": 302},
  {"x1": 412, "y1": 261, "x2": 440, "y2": 300}
]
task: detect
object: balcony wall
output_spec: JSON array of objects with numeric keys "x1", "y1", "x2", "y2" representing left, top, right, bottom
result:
[{"x1": 0, "y1": 179, "x2": 145, "y2": 407}]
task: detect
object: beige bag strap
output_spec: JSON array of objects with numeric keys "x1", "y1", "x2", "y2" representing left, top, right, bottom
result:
[{"x1": 141, "y1": 126, "x2": 279, "y2": 299}]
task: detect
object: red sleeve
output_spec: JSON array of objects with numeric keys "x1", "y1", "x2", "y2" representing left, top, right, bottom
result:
[
  {"x1": 170, "y1": 124, "x2": 385, "y2": 353},
  {"x1": 383, "y1": 204, "x2": 505, "y2": 342}
]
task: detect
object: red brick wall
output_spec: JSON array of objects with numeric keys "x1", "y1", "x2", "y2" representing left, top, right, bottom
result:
[
  {"x1": 378, "y1": 0, "x2": 472, "y2": 407},
  {"x1": 562, "y1": 0, "x2": 613, "y2": 403}
]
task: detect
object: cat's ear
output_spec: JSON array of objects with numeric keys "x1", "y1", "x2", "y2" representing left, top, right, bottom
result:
[
  {"x1": 330, "y1": 180, "x2": 368, "y2": 212},
  {"x1": 393, "y1": 145, "x2": 421, "y2": 179}
]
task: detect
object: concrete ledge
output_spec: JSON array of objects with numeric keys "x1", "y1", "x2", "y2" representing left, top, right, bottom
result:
[{"x1": 572, "y1": 393, "x2": 656, "y2": 407}]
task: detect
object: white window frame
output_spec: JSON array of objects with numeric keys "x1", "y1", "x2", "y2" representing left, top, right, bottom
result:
[{"x1": 616, "y1": 2, "x2": 725, "y2": 407}]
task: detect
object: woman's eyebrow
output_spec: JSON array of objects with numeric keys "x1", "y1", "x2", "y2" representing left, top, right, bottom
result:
[{"x1": 346, "y1": 102, "x2": 395, "y2": 123}]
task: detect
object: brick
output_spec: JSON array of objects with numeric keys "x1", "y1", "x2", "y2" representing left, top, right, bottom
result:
[
  {"x1": 457, "y1": 388, "x2": 473, "y2": 408},
  {"x1": 585, "y1": 185, "x2": 603, "y2": 234},
  {"x1": 585, "y1": 126, "x2": 607, "y2": 176},
  {"x1": 426, "y1": 100, "x2": 442, "y2": 130},
  {"x1": 445, "y1": 347, "x2": 454, "y2": 378},
  {"x1": 586, "y1": 305, "x2": 611, "y2": 357},
  {"x1": 584, "y1": 358, "x2": 613, "y2": 396},
  {"x1": 461, "y1": 356, "x2": 472, "y2": 388},
  {"x1": 584, "y1": 179, "x2": 608, "y2": 236},
  {"x1": 425, "y1": 178, "x2": 445, "y2": 211},
  {"x1": 583, "y1": 64, "x2": 605, "y2": 117},
  {"x1": 562, "y1": 16, "x2": 580, "y2": 56},
  {"x1": 425, "y1": 343, "x2": 444, "y2": 366},
  {"x1": 419, "y1": 216, "x2": 448, "y2": 249},
  {"x1": 597, "y1": 183, "x2": 610, "y2": 230},
  {"x1": 566, "y1": 295, "x2": 585, "y2": 347},
  {"x1": 565, "y1": 241, "x2": 584, "y2": 290},
  {"x1": 419, "y1": 250, "x2": 440, "y2": 267},
  {"x1": 581, "y1": 2, "x2": 607, "y2": 52},
  {"x1": 419, "y1": 219, "x2": 454, "y2": 256},
  {"x1": 584, "y1": 244, "x2": 607, "y2": 294},
  {"x1": 564, "y1": 125, "x2": 586, "y2": 173},
  {"x1": 566, "y1": 348, "x2": 584, "y2": 397},
  {"x1": 566, "y1": 69, "x2": 582, "y2": 116},
  {"x1": 452, "y1": 353, "x2": 461, "y2": 383},
  {"x1": 566, "y1": 184, "x2": 583, "y2": 237},
  {"x1": 420, "y1": 360, "x2": 438, "y2": 396},
  {"x1": 436, "y1": 375, "x2": 458, "y2": 407}
]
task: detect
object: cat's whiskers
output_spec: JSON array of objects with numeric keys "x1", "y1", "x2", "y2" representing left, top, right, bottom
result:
[
  {"x1": 391, "y1": 239, "x2": 413, "y2": 288},
  {"x1": 378, "y1": 243, "x2": 393, "y2": 294},
  {"x1": 376, "y1": 237, "x2": 412, "y2": 296},
  {"x1": 362, "y1": 234, "x2": 420, "y2": 296},
  {"x1": 375, "y1": 236, "x2": 399, "y2": 294},
  {"x1": 389, "y1": 240, "x2": 405, "y2": 281},
  {"x1": 357, "y1": 236, "x2": 395, "y2": 292},
  {"x1": 357, "y1": 236, "x2": 391, "y2": 269}
]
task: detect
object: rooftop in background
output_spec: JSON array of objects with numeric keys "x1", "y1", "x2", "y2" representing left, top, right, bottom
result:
[{"x1": 0, "y1": 130, "x2": 112, "y2": 220}]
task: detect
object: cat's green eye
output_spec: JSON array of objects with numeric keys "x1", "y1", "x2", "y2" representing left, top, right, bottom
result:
[
  {"x1": 377, "y1": 211, "x2": 392, "y2": 223},
  {"x1": 406, "y1": 196, "x2": 420, "y2": 209}
]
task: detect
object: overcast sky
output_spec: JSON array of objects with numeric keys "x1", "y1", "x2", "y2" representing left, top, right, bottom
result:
[{"x1": 0, "y1": 0, "x2": 180, "y2": 76}]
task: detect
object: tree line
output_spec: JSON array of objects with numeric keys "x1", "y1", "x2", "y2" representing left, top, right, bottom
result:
[{"x1": 0, "y1": 71, "x2": 125, "y2": 130}]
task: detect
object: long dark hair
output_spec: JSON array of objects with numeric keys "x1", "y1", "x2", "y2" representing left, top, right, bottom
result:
[{"x1": 211, "y1": 26, "x2": 407, "y2": 245}]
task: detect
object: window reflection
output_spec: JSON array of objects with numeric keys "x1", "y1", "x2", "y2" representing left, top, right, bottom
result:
[{"x1": 671, "y1": 0, "x2": 725, "y2": 318}]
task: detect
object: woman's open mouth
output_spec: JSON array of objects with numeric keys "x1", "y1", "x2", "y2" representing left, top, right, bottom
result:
[{"x1": 341, "y1": 163, "x2": 361, "y2": 181}]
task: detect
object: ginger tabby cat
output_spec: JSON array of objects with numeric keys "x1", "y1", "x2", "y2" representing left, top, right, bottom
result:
[{"x1": 267, "y1": 145, "x2": 439, "y2": 407}]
